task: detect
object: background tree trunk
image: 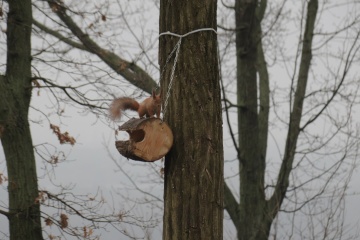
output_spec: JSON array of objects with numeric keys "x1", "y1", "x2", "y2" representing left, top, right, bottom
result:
[
  {"x1": 235, "y1": 1, "x2": 270, "y2": 239},
  {"x1": 159, "y1": 1, "x2": 224, "y2": 239},
  {"x1": 0, "y1": 0, "x2": 43, "y2": 239},
  {"x1": 231, "y1": 0, "x2": 319, "y2": 239}
]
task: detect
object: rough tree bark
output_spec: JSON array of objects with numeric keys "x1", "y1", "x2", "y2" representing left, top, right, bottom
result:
[
  {"x1": 159, "y1": 1, "x2": 224, "y2": 239},
  {"x1": 0, "y1": 0, "x2": 43, "y2": 239}
]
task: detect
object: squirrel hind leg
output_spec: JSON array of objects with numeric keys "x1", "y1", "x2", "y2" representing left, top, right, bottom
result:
[{"x1": 138, "y1": 110, "x2": 146, "y2": 118}]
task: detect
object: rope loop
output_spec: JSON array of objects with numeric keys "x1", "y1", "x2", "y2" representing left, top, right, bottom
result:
[{"x1": 158, "y1": 28, "x2": 217, "y2": 119}]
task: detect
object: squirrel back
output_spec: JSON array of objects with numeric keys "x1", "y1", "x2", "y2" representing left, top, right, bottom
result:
[{"x1": 110, "y1": 90, "x2": 161, "y2": 120}]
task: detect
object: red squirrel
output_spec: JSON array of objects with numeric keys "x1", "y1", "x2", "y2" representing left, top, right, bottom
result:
[{"x1": 110, "y1": 90, "x2": 161, "y2": 120}]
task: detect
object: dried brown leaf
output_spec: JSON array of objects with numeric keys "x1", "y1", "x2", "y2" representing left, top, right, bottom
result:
[
  {"x1": 0, "y1": 173, "x2": 7, "y2": 185},
  {"x1": 50, "y1": 124, "x2": 76, "y2": 145},
  {"x1": 50, "y1": 155, "x2": 59, "y2": 164},
  {"x1": 34, "y1": 191, "x2": 47, "y2": 204},
  {"x1": 45, "y1": 218, "x2": 53, "y2": 226},
  {"x1": 160, "y1": 167, "x2": 165, "y2": 177},
  {"x1": 32, "y1": 79, "x2": 41, "y2": 88},
  {"x1": 60, "y1": 213, "x2": 68, "y2": 229}
]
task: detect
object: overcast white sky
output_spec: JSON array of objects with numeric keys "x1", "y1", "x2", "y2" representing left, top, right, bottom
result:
[{"x1": 1, "y1": 1, "x2": 360, "y2": 239}]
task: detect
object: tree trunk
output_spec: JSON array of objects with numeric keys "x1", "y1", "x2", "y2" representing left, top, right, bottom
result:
[
  {"x1": 0, "y1": 0, "x2": 43, "y2": 239},
  {"x1": 230, "y1": 0, "x2": 319, "y2": 239},
  {"x1": 159, "y1": 1, "x2": 224, "y2": 239},
  {"x1": 235, "y1": 0, "x2": 270, "y2": 239}
]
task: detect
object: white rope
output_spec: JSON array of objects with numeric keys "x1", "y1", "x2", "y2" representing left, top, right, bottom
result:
[
  {"x1": 158, "y1": 38, "x2": 181, "y2": 89},
  {"x1": 162, "y1": 38, "x2": 181, "y2": 118},
  {"x1": 159, "y1": 28, "x2": 217, "y2": 38},
  {"x1": 159, "y1": 28, "x2": 217, "y2": 119}
]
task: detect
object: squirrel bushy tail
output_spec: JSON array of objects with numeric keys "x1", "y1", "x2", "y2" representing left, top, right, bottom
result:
[
  {"x1": 109, "y1": 90, "x2": 161, "y2": 120},
  {"x1": 109, "y1": 97, "x2": 140, "y2": 120}
]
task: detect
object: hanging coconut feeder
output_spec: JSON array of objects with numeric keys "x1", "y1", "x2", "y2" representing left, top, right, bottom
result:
[{"x1": 115, "y1": 118, "x2": 173, "y2": 162}]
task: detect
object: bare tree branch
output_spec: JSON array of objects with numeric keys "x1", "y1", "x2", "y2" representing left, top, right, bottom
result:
[
  {"x1": 46, "y1": 0, "x2": 157, "y2": 94},
  {"x1": 269, "y1": 0, "x2": 319, "y2": 216},
  {"x1": 33, "y1": 19, "x2": 87, "y2": 51},
  {"x1": 224, "y1": 182, "x2": 240, "y2": 229},
  {"x1": 300, "y1": 32, "x2": 360, "y2": 131},
  {"x1": 0, "y1": 209, "x2": 11, "y2": 218}
]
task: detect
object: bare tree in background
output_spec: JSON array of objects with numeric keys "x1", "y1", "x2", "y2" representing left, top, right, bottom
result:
[
  {"x1": 1, "y1": 0, "x2": 360, "y2": 239},
  {"x1": 219, "y1": 0, "x2": 360, "y2": 239},
  {"x1": 0, "y1": 1, "x2": 159, "y2": 239},
  {"x1": 0, "y1": 0, "x2": 42, "y2": 239}
]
